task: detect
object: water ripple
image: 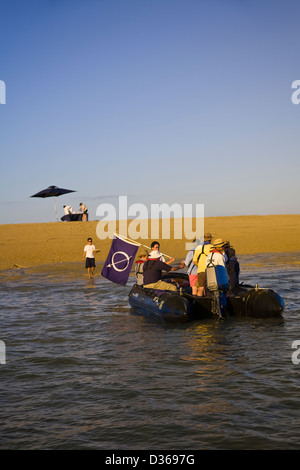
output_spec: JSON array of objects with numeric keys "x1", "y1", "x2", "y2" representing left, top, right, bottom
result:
[{"x1": 0, "y1": 266, "x2": 299, "y2": 449}]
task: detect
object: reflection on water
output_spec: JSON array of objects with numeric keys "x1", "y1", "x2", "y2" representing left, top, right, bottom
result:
[{"x1": 0, "y1": 258, "x2": 300, "y2": 450}]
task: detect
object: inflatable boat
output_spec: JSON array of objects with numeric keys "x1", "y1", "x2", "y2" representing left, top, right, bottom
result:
[{"x1": 128, "y1": 273, "x2": 285, "y2": 323}]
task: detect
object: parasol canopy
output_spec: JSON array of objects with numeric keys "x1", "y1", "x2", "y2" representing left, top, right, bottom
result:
[{"x1": 30, "y1": 185, "x2": 76, "y2": 221}]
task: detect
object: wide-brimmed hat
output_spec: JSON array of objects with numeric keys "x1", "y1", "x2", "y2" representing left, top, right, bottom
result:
[
  {"x1": 204, "y1": 232, "x2": 212, "y2": 240},
  {"x1": 148, "y1": 250, "x2": 162, "y2": 259},
  {"x1": 213, "y1": 238, "x2": 226, "y2": 247},
  {"x1": 138, "y1": 249, "x2": 149, "y2": 258}
]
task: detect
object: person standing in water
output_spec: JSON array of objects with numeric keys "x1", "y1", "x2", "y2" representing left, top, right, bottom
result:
[
  {"x1": 82, "y1": 237, "x2": 99, "y2": 279},
  {"x1": 193, "y1": 232, "x2": 213, "y2": 297}
]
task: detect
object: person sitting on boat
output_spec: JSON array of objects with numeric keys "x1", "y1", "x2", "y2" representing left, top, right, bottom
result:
[
  {"x1": 192, "y1": 232, "x2": 213, "y2": 297},
  {"x1": 225, "y1": 247, "x2": 240, "y2": 293},
  {"x1": 143, "y1": 250, "x2": 182, "y2": 291},
  {"x1": 135, "y1": 249, "x2": 148, "y2": 286},
  {"x1": 150, "y1": 241, "x2": 175, "y2": 265}
]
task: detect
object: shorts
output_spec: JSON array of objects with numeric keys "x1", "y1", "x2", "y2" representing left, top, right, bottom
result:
[
  {"x1": 189, "y1": 274, "x2": 198, "y2": 287},
  {"x1": 85, "y1": 257, "x2": 95, "y2": 268},
  {"x1": 196, "y1": 271, "x2": 206, "y2": 288}
]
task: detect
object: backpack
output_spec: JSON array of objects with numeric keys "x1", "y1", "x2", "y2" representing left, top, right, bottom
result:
[{"x1": 206, "y1": 253, "x2": 229, "y2": 291}]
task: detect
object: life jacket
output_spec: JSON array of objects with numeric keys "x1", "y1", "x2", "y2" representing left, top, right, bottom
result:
[{"x1": 206, "y1": 251, "x2": 229, "y2": 292}]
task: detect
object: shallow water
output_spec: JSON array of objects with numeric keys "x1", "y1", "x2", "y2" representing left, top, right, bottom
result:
[{"x1": 0, "y1": 258, "x2": 300, "y2": 450}]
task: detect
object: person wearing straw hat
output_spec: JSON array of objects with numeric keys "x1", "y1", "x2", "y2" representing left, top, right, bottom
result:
[
  {"x1": 206, "y1": 239, "x2": 229, "y2": 319},
  {"x1": 206, "y1": 238, "x2": 227, "y2": 269},
  {"x1": 192, "y1": 232, "x2": 213, "y2": 297},
  {"x1": 134, "y1": 249, "x2": 149, "y2": 286}
]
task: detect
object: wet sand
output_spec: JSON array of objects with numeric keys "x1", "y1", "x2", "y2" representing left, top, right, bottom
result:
[{"x1": 0, "y1": 214, "x2": 299, "y2": 275}]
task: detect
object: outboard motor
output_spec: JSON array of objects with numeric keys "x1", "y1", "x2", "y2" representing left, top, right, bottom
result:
[{"x1": 206, "y1": 265, "x2": 229, "y2": 319}]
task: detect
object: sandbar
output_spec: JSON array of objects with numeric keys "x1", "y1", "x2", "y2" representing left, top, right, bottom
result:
[{"x1": 0, "y1": 214, "x2": 299, "y2": 275}]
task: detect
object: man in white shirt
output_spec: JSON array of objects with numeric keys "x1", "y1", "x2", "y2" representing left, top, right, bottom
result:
[
  {"x1": 63, "y1": 205, "x2": 73, "y2": 215},
  {"x1": 149, "y1": 241, "x2": 175, "y2": 264},
  {"x1": 82, "y1": 238, "x2": 98, "y2": 279}
]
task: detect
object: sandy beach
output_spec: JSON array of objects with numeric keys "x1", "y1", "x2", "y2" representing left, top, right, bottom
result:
[{"x1": 0, "y1": 214, "x2": 299, "y2": 274}]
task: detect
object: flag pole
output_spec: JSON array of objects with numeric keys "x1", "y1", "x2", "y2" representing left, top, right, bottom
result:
[{"x1": 116, "y1": 233, "x2": 172, "y2": 259}]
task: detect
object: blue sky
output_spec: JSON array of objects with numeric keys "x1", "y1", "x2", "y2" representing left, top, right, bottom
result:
[{"x1": 1, "y1": 0, "x2": 299, "y2": 224}]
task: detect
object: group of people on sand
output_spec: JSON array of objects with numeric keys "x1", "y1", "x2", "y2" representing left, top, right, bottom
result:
[
  {"x1": 63, "y1": 203, "x2": 88, "y2": 221},
  {"x1": 135, "y1": 235, "x2": 240, "y2": 297}
]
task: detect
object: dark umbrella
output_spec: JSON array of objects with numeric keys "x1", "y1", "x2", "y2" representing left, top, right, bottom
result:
[{"x1": 30, "y1": 185, "x2": 76, "y2": 221}]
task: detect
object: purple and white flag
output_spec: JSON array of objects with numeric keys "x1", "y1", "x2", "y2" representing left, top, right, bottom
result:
[{"x1": 101, "y1": 234, "x2": 140, "y2": 286}]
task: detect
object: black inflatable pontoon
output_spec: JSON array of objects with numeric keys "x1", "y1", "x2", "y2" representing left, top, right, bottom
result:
[{"x1": 128, "y1": 273, "x2": 284, "y2": 323}]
